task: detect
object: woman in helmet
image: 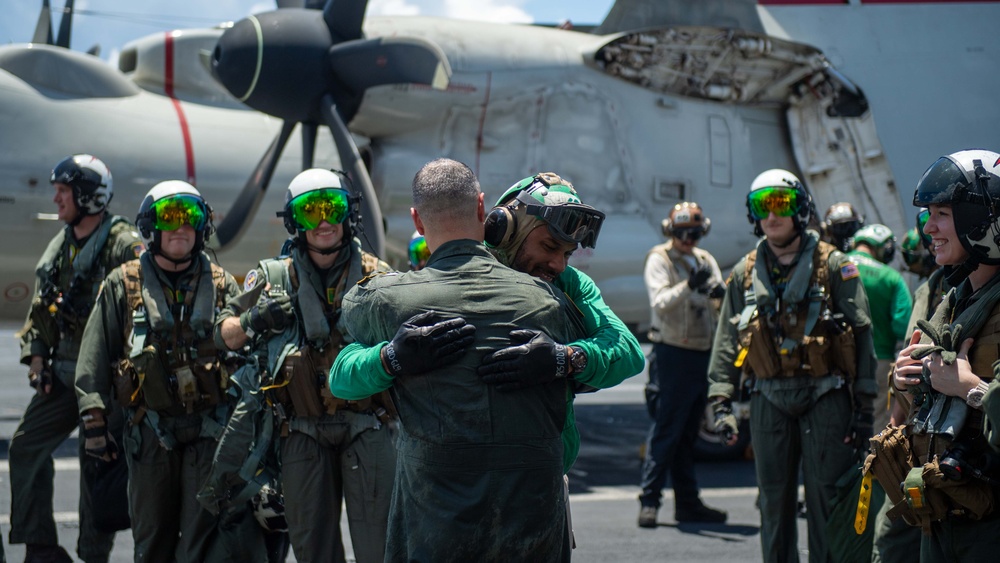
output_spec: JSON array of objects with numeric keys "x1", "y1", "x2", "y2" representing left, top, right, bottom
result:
[
  {"x1": 74, "y1": 181, "x2": 265, "y2": 562},
  {"x1": 11, "y1": 154, "x2": 141, "y2": 563},
  {"x1": 707, "y1": 168, "x2": 877, "y2": 563},
  {"x1": 890, "y1": 149, "x2": 1000, "y2": 560}
]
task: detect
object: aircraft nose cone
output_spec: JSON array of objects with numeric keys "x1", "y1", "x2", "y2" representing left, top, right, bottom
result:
[{"x1": 210, "y1": 9, "x2": 333, "y2": 122}]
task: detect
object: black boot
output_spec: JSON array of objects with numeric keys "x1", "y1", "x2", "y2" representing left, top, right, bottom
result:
[
  {"x1": 24, "y1": 545, "x2": 73, "y2": 563},
  {"x1": 675, "y1": 501, "x2": 727, "y2": 523}
]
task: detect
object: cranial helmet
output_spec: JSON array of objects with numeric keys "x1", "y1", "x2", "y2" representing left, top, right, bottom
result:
[
  {"x1": 136, "y1": 180, "x2": 214, "y2": 259},
  {"x1": 852, "y1": 223, "x2": 896, "y2": 264},
  {"x1": 746, "y1": 168, "x2": 814, "y2": 237},
  {"x1": 278, "y1": 168, "x2": 360, "y2": 238},
  {"x1": 50, "y1": 154, "x2": 113, "y2": 220},
  {"x1": 661, "y1": 202, "x2": 711, "y2": 240},
  {"x1": 408, "y1": 230, "x2": 429, "y2": 269},
  {"x1": 821, "y1": 201, "x2": 864, "y2": 251},
  {"x1": 913, "y1": 149, "x2": 1000, "y2": 266},
  {"x1": 901, "y1": 226, "x2": 936, "y2": 277},
  {"x1": 483, "y1": 172, "x2": 606, "y2": 261},
  {"x1": 250, "y1": 482, "x2": 288, "y2": 533}
]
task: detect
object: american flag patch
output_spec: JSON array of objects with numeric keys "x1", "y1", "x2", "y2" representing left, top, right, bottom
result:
[{"x1": 840, "y1": 262, "x2": 860, "y2": 281}]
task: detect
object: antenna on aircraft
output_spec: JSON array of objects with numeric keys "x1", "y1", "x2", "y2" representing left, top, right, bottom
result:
[
  {"x1": 32, "y1": 0, "x2": 74, "y2": 48},
  {"x1": 210, "y1": 0, "x2": 451, "y2": 256}
]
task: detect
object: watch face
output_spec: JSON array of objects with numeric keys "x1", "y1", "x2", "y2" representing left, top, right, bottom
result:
[{"x1": 571, "y1": 348, "x2": 587, "y2": 371}]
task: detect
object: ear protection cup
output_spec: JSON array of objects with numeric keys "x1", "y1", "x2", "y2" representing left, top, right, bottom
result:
[
  {"x1": 702, "y1": 217, "x2": 711, "y2": 237},
  {"x1": 661, "y1": 218, "x2": 671, "y2": 237},
  {"x1": 484, "y1": 206, "x2": 517, "y2": 248}
]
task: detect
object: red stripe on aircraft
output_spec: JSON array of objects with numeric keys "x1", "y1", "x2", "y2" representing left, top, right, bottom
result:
[{"x1": 164, "y1": 31, "x2": 196, "y2": 185}]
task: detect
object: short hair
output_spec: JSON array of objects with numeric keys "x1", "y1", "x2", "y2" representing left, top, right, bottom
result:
[{"x1": 411, "y1": 158, "x2": 481, "y2": 222}]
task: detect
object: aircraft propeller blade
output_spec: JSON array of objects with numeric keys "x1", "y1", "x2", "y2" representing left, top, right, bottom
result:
[
  {"x1": 55, "y1": 0, "x2": 74, "y2": 49},
  {"x1": 215, "y1": 120, "x2": 296, "y2": 248},
  {"x1": 328, "y1": 37, "x2": 452, "y2": 93},
  {"x1": 323, "y1": 0, "x2": 368, "y2": 43},
  {"x1": 320, "y1": 94, "x2": 385, "y2": 257},
  {"x1": 301, "y1": 123, "x2": 318, "y2": 170},
  {"x1": 32, "y1": 0, "x2": 53, "y2": 45}
]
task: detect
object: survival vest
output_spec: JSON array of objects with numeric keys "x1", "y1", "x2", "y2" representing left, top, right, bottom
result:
[
  {"x1": 112, "y1": 255, "x2": 230, "y2": 416},
  {"x1": 735, "y1": 241, "x2": 857, "y2": 380}
]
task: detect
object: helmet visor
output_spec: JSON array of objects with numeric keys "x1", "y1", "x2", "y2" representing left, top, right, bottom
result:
[
  {"x1": 408, "y1": 236, "x2": 430, "y2": 267},
  {"x1": 748, "y1": 187, "x2": 800, "y2": 221},
  {"x1": 516, "y1": 191, "x2": 606, "y2": 248},
  {"x1": 672, "y1": 226, "x2": 703, "y2": 242},
  {"x1": 150, "y1": 194, "x2": 207, "y2": 232},
  {"x1": 289, "y1": 188, "x2": 349, "y2": 230},
  {"x1": 913, "y1": 157, "x2": 968, "y2": 206}
]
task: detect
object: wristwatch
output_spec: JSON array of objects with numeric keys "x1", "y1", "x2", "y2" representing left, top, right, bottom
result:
[
  {"x1": 966, "y1": 380, "x2": 991, "y2": 409},
  {"x1": 568, "y1": 346, "x2": 588, "y2": 376}
]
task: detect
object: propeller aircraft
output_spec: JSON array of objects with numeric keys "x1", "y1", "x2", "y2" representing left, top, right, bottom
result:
[{"x1": 2, "y1": 0, "x2": 999, "y2": 332}]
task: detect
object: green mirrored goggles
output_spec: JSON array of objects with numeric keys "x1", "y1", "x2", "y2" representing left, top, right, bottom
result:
[
  {"x1": 150, "y1": 195, "x2": 208, "y2": 232},
  {"x1": 408, "y1": 236, "x2": 429, "y2": 268},
  {"x1": 747, "y1": 187, "x2": 800, "y2": 221},
  {"x1": 288, "y1": 188, "x2": 349, "y2": 231}
]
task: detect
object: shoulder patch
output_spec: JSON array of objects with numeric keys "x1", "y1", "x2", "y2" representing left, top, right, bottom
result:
[
  {"x1": 130, "y1": 241, "x2": 144, "y2": 258},
  {"x1": 840, "y1": 262, "x2": 860, "y2": 281},
  {"x1": 244, "y1": 269, "x2": 259, "y2": 291}
]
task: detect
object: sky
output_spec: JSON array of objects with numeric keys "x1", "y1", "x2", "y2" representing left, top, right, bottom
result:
[{"x1": 1, "y1": 0, "x2": 616, "y2": 65}]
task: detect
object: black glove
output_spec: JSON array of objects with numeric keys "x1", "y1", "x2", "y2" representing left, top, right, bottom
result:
[
  {"x1": 711, "y1": 399, "x2": 739, "y2": 442},
  {"x1": 688, "y1": 263, "x2": 712, "y2": 291},
  {"x1": 240, "y1": 294, "x2": 294, "y2": 335},
  {"x1": 28, "y1": 366, "x2": 54, "y2": 395},
  {"x1": 705, "y1": 283, "x2": 726, "y2": 299},
  {"x1": 381, "y1": 311, "x2": 477, "y2": 377},
  {"x1": 82, "y1": 415, "x2": 118, "y2": 462},
  {"x1": 478, "y1": 330, "x2": 568, "y2": 391},
  {"x1": 849, "y1": 409, "x2": 874, "y2": 453}
]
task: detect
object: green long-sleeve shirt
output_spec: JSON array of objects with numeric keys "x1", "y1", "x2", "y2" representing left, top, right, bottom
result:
[
  {"x1": 707, "y1": 235, "x2": 877, "y2": 404},
  {"x1": 847, "y1": 249, "x2": 913, "y2": 359},
  {"x1": 329, "y1": 264, "x2": 644, "y2": 471}
]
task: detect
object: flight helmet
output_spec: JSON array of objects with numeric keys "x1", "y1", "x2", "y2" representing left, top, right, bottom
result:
[
  {"x1": 852, "y1": 223, "x2": 896, "y2": 264},
  {"x1": 484, "y1": 172, "x2": 606, "y2": 259},
  {"x1": 136, "y1": 181, "x2": 214, "y2": 259},
  {"x1": 746, "y1": 168, "x2": 814, "y2": 237},
  {"x1": 901, "y1": 226, "x2": 936, "y2": 277},
  {"x1": 661, "y1": 202, "x2": 711, "y2": 242},
  {"x1": 913, "y1": 149, "x2": 1000, "y2": 266},
  {"x1": 821, "y1": 201, "x2": 864, "y2": 251},
  {"x1": 50, "y1": 154, "x2": 113, "y2": 220},
  {"x1": 278, "y1": 169, "x2": 360, "y2": 239},
  {"x1": 408, "y1": 231, "x2": 429, "y2": 269}
]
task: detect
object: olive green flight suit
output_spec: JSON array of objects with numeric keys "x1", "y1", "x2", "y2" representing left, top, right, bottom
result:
[
  {"x1": 75, "y1": 252, "x2": 265, "y2": 563},
  {"x1": 708, "y1": 231, "x2": 877, "y2": 563},
  {"x1": 11, "y1": 214, "x2": 140, "y2": 562},
  {"x1": 215, "y1": 240, "x2": 394, "y2": 563},
  {"x1": 338, "y1": 239, "x2": 587, "y2": 563}
]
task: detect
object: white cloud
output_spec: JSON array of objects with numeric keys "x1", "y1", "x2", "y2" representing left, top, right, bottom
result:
[
  {"x1": 443, "y1": 0, "x2": 532, "y2": 23},
  {"x1": 369, "y1": 0, "x2": 422, "y2": 17}
]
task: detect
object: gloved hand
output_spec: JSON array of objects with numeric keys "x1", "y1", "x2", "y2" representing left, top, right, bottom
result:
[
  {"x1": 381, "y1": 311, "x2": 477, "y2": 377},
  {"x1": 703, "y1": 283, "x2": 726, "y2": 298},
  {"x1": 27, "y1": 356, "x2": 54, "y2": 396},
  {"x1": 478, "y1": 330, "x2": 568, "y2": 391},
  {"x1": 82, "y1": 412, "x2": 118, "y2": 462},
  {"x1": 847, "y1": 408, "x2": 874, "y2": 453},
  {"x1": 688, "y1": 263, "x2": 712, "y2": 291},
  {"x1": 240, "y1": 294, "x2": 294, "y2": 335},
  {"x1": 711, "y1": 399, "x2": 739, "y2": 443}
]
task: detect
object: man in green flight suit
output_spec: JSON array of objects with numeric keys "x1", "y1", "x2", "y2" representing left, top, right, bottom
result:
[
  {"x1": 214, "y1": 168, "x2": 395, "y2": 563},
  {"x1": 331, "y1": 158, "x2": 588, "y2": 562},
  {"x1": 11, "y1": 154, "x2": 141, "y2": 563},
  {"x1": 708, "y1": 168, "x2": 877, "y2": 563},
  {"x1": 847, "y1": 223, "x2": 913, "y2": 430},
  {"x1": 74, "y1": 181, "x2": 265, "y2": 563}
]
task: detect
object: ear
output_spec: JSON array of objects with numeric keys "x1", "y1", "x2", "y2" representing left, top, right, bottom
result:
[
  {"x1": 411, "y1": 208, "x2": 425, "y2": 235},
  {"x1": 477, "y1": 193, "x2": 486, "y2": 222}
]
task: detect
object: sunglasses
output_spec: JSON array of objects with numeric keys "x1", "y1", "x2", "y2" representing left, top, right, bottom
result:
[
  {"x1": 149, "y1": 195, "x2": 208, "y2": 232},
  {"x1": 747, "y1": 187, "x2": 800, "y2": 221},
  {"x1": 288, "y1": 188, "x2": 349, "y2": 231},
  {"x1": 672, "y1": 227, "x2": 703, "y2": 242},
  {"x1": 408, "y1": 236, "x2": 430, "y2": 268},
  {"x1": 515, "y1": 191, "x2": 606, "y2": 248}
]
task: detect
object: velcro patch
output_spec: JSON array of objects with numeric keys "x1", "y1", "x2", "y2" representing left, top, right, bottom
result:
[
  {"x1": 244, "y1": 270, "x2": 258, "y2": 291},
  {"x1": 130, "y1": 241, "x2": 144, "y2": 258},
  {"x1": 840, "y1": 262, "x2": 860, "y2": 281}
]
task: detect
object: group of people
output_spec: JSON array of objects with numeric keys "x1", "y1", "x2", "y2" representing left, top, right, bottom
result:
[{"x1": 9, "y1": 155, "x2": 646, "y2": 562}]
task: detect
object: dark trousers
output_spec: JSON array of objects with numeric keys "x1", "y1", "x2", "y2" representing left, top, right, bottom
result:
[{"x1": 638, "y1": 343, "x2": 708, "y2": 508}]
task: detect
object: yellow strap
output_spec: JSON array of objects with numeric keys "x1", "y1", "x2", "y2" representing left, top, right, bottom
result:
[
  {"x1": 854, "y1": 472, "x2": 873, "y2": 535},
  {"x1": 735, "y1": 347, "x2": 748, "y2": 368}
]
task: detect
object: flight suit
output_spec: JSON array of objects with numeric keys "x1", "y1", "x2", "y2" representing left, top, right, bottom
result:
[
  {"x1": 11, "y1": 213, "x2": 140, "y2": 562},
  {"x1": 334, "y1": 239, "x2": 587, "y2": 562},
  {"x1": 74, "y1": 252, "x2": 264, "y2": 563},
  {"x1": 214, "y1": 239, "x2": 394, "y2": 563},
  {"x1": 708, "y1": 230, "x2": 877, "y2": 563},
  {"x1": 847, "y1": 248, "x2": 913, "y2": 430}
]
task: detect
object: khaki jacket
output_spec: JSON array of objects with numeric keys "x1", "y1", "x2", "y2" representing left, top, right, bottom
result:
[{"x1": 644, "y1": 240, "x2": 723, "y2": 351}]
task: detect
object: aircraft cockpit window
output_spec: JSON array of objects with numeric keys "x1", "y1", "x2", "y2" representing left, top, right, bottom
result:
[
  {"x1": 0, "y1": 46, "x2": 139, "y2": 99},
  {"x1": 593, "y1": 27, "x2": 828, "y2": 105}
]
